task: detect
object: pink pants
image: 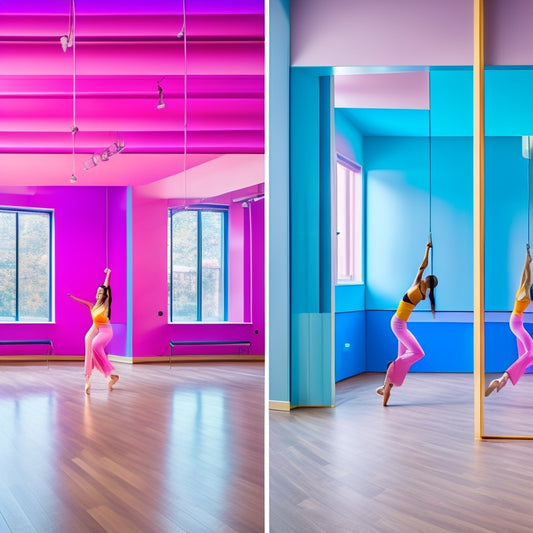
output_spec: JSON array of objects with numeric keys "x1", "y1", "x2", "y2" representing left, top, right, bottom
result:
[
  {"x1": 84, "y1": 323, "x2": 114, "y2": 378},
  {"x1": 387, "y1": 315, "x2": 425, "y2": 387},
  {"x1": 506, "y1": 313, "x2": 533, "y2": 385}
]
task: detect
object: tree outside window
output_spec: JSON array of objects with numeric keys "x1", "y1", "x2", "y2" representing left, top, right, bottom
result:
[{"x1": 168, "y1": 207, "x2": 227, "y2": 322}]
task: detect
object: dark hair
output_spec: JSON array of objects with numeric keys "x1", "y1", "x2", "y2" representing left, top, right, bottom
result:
[
  {"x1": 99, "y1": 284, "x2": 112, "y2": 320},
  {"x1": 426, "y1": 275, "x2": 438, "y2": 318}
]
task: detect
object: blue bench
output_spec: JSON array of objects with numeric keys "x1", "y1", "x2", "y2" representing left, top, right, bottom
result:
[
  {"x1": 0, "y1": 340, "x2": 54, "y2": 366},
  {"x1": 169, "y1": 340, "x2": 251, "y2": 357},
  {"x1": 0, "y1": 339, "x2": 54, "y2": 353}
]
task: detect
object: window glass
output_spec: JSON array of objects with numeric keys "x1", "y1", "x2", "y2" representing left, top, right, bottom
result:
[
  {"x1": 336, "y1": 159, "x2": 362, "y2": 284},
  {"x1": 169, "y1": 207, "x2": 227, "y2": 322}
]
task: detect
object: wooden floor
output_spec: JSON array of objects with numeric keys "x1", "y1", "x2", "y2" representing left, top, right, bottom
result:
[
  {"x1": 270, "y1": 372, "x2": 533, "y2": 533},
  {"x1": 0, "y1": 361, "x2": 264, "y2": 533}
]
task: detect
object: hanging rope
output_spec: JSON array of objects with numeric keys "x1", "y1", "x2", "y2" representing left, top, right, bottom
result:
[
  {"x1": 105, "y1": 186, "x2": 109, "y2": 268},
  {"x1": 526, "y1": 135, "x2": 531, "y2": 246},
  {"x1": 182, "y1": 0, "x2": 188, "y2": 205},
  {"x1": 428, "y1": 70, "x2": 433, "y2": 274},
  {"x1": 71, "y1": 0, "x2": 78, "y2": 183}
]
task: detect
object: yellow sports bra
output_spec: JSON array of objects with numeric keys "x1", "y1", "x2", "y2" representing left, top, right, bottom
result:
[
  {"x1": 91, "y1": 305, "x2": 109, "y2": 327},
  {"x1": 513, "y1": 287, "x2": 530, "y2": 316},
  {"x1": 395, "y1": 284, "x2": 425, "y2": 321}
]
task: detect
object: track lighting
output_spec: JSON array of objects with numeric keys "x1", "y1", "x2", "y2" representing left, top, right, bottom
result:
[
  {"x1": 157, "y1": 83, "x2": 166, "y2": 109},
  {"x1": 101, "y1": 141, "x2": 125, "y2": 161},
  {"x1": 83, "y1": 154, "x2": 100, "y2": 170},
  {"x1": 83, "y1": 140, "x2": 125, "y2": 170}
]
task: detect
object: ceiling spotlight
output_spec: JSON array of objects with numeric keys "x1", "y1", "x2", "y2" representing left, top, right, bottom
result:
[
  {"x1": 157, "y1": 84, "x2": 166, "y2": 109},
  {"x1": 101, "y1": 141, "x2": 125, "y2": 161},
  {"x1": 60, "y1": 35, "x2": 72, "y2": 52},
  {"x1": 84, "y1": 154, "x2": 100, "y2": 170}
]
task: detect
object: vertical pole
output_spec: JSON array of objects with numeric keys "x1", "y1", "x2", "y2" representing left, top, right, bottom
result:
[{"x1": 473, "y1": 0, "x2": 485, "y2": 440}]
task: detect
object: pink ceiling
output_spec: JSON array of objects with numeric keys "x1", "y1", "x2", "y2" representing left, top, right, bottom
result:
[{"x1": 0, "y1": 1, "x2": 264, "y2": 195}]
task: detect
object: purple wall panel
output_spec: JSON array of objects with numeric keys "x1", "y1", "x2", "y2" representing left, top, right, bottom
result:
[{"x1": 130, "y1": 185, "x2": 265, "y2": 358}]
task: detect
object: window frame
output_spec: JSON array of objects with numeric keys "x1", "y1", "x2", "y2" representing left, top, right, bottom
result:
[
  {"x1": 0, "y1": 206, "x2": 54, "y2": 323},
  {"x1": 335, "y1": 155, "x2": 363, "y2": 285},
  {"x1": 168, "y1": 204, "x2": 229, "y2": 323}
]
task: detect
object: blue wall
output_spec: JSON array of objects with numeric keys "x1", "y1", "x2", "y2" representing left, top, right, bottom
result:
[{"x1": 334, "y1": 69, "x2": 533, "y2": 381}]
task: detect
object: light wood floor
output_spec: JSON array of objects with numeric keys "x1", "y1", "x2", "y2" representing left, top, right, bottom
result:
[
  {"x1": 270, "y1": 372, "x2": 533, "y2": 533},
  {"x1": 0, "y1": 361, "x2": 264, "y2": 533}
]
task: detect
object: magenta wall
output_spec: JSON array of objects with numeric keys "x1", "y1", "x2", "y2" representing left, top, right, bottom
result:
[
  {"x1": 0, "y1": 186, "x2": 128, "y2": 356},
  {"x1": 0, "y1": 183, "x2": 264, "y2": 358},
  {"x1": 130, "y1": 185, "x2": 265, "y2": 358}
]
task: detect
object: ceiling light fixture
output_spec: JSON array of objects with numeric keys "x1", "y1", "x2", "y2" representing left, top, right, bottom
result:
[
  {"x1": 157, "y1": 81, "x2": 166, "y2": 109},
  {"x1": 178, "y1": 0, "x2": 188, "y2": 202},
  {"x1": 60, "y1": 0, "x2": 74, "y2": 52},
  {"x1": 66, "y1": 0, "x2": 78, "y2": 184},
  {"x1": 84, "y1": 138, "x2": 125, "y2": 170}
]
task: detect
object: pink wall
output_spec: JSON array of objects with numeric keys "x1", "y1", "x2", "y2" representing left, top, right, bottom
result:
[
  {"x1": 0, "y1": 186, "x2": 127, "y2": 356},
  {"x1": 0, "y1": 183, "x2": 264, "y2": 358},
  {"x1": 130, "y1": 184, "x2": 265, "y2": 358}
]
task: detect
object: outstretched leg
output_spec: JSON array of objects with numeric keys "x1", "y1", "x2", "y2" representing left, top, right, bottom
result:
[
  {"x1": 84, "y1": 324, "x2": 98, "y2": 394},
  {"x1": 486, "y1": 313, "x2": 533, "y2": 396},
  {"x1": 91, "y1": 324, "x2": 117, "y2": 388},
  {"x1": 387, "y1": 315, "x2": 425, "y2": 387}
]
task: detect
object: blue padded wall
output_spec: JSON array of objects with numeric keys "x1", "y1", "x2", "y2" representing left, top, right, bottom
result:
[{"x1": 335, "y1": 311, "x2": 366, "y2": 381}]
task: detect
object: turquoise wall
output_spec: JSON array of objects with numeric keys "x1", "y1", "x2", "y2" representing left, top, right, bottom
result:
[{"x1": 336, "y1": 69, "x2": 533, "y2": 379}]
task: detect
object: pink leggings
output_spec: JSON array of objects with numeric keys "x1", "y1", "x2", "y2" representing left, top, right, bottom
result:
[
  {"x1": 506, "y1": 313, "x2": 533, "y2": 385},
  {"x1": 84, "y1": 323, "x2": 114, "y2": 378},
  {"x1": 387, "y1": 315, "x2": 425, "y2": 387}
]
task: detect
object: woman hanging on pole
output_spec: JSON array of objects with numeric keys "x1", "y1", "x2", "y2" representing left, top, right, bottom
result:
[
  {"x1": 376, "y1": 240, "x2": 438, "y2": 406},
  {"x1": 486, "y1": 244, "x2": 533, "y2": 396}
]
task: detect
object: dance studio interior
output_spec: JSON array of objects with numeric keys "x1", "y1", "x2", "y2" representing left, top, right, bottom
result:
[
  {"x1": 0, "y1": 1, "x2": 264, "y2": 531},
  {"x1": 269, "y1": 1, "x2": 533, "y2": 532},
  {"x1": 5, "y1": 0, "x2": 533, "y2": 532}
]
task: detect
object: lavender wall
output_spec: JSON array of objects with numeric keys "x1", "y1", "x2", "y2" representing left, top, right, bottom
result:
[
  {"x1": 290, "y1": 0, "x2": 473, "y2": 67},
  {"x1": 291, "y1": 0, "x2": 533, "y2": 69}
]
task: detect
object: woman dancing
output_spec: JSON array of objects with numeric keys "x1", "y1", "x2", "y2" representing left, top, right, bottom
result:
[
  {"x1": 69, "y1": 268, "x2": 119, "y2": 394},
  {"x1": 486, "y1": 245, "x2": 533, "y2": 396},
  {"x1": 377, "y1": 241, "x2": 438, "y2": 406}
]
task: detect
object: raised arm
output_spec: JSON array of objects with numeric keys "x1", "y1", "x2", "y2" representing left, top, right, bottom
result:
[
  {"x1": 414, "y1": 241, "x2": 432, "y2": 285},
  {"x1": 68, "y1": 293, "x2": 93, "y2": 309},
  {"x1": 103, "y1": 267, "x2": 111, "y2": 287},
  {"x1": 518, "y1": 244, "x2": 532, "y2": 298}
]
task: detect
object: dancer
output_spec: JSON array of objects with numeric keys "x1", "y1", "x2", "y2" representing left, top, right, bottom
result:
[
  {"x1": 486, "y1": 245, "x2": 533, "y2": 396},
  {"x1": 377, "y1": 240, "x2": 438, "y2": 406},
  {"x1": 68, "y1": 268, "x2": 119, "y2": 394}
]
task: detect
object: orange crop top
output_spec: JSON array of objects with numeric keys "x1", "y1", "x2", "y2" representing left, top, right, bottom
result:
[
  {"x1": 395, "y1": 284, "x2": 425, "y2": 321},
  {"x1": 91, "y1": 305, "x2": 109, "y2": 327},
  {"x1": 512, "y1": 287, "x2": 530, "y2": 316}
]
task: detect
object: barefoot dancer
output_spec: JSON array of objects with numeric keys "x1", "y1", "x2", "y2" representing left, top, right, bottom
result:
[
  {"x1": 486, "y1": 245, "x2": 533, "y2": 397},
  {"x1": 377, "y1": 241, "x2": 438, "y2": 406},
  {"x1": 69, "y1": 268, "x2": 119, "y2": 394}
]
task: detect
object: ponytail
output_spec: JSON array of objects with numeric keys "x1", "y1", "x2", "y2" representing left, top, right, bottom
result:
[
  {"x1": 427, "y1": 275, "x2": 438, "y2": 318},
  {"x1": 99, "y1": 284, "x2": 112, "y2": 320}
]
